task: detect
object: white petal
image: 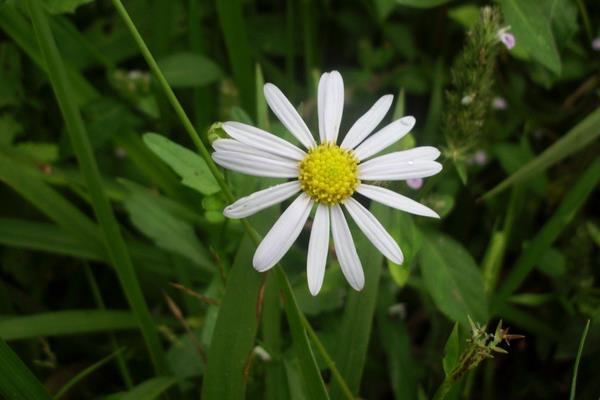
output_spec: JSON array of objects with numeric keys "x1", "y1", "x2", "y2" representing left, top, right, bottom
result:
[
  {"x1": 213, "y1": 138, "x2": 281, "y2": 158},
  {"x1": 264, "y1": 83, "x2": 316, "y2": 149},
  {"x1": 357, "y1": 184, "x2": 439, "y2": 218},
  {"x1": 318, "y1": 71, "x2": 344, "y2": 143},
  {"x1": 341, "y1": 95, "x2": 393, "y2": 150},
  {"x1": 213, "y1": 150, "x2": 298, "y2": 178},
  {"x1": 359, "y1": 159, "x2": 442, "y2": 181},
  {"x1": 307, "y1": 204, "x2": 330, "y2": 296},
  {"x1": 352, "y1": 116, "x2": 416, "y2": 161},
  {"x1": 223, "y1": 181, "x2": 301, "y2": 219},
  {"x1": 344, "y1": 197, "x2": 403, "y2": 264},
  {"x1": 359, "y1": 147, "x2": 440, "y2": 170},
  {"x1": 330, "y1": 204, "x2": 364, "y2": 291},
  {"x1": 358, "y1": 146, "x2": 441, "y2": 176},
  {"x1": 222, "y1": 121, "x2": 306, "y2": 161},
  {"x1": 253, "y1": 194, "x2": 313, "y2": 271}
]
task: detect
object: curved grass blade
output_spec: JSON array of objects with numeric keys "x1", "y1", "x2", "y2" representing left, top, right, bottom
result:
[
  {"x1": 569, "y1": 319, "x2": 591, "y2": 400},
  {"x1": 26, "y1": 0, "x2": 167, "y2": 374},
  {"x1": 483, "y1": 107, "x2": 600, "y2": 199},
  {"x1": 54, "y1": 348, "x2": 126, "y2": 399},
  {"x1": 0, "y1": 339, "x2": 51, "y2": 400}
]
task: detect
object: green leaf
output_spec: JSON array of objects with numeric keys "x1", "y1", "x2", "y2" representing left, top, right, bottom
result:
[
  {"x1": 143, "y1": 133, "x2": 220, "y2": 195},
  {"x1": 0, "y1": 339, "x2": 51, "y2": 400},
  {"x1": 121, "y1": 180, "x2": 213, "y2": 271},
  {"x1": 0, "y1": 311, "x2": 140, "y2": 340},
  {"x1": 201, "y1": 234, "x2": 263, "y2": 400},
  {"x1": 442, "y1": 323, "x2": 460, "y2": 376},
  {"x1": 500, "y1": 0, "x2": 561, "y2": 74},
  {"x1": 484, "y1": 107, "x2": 600, "y2": 199},
  {"x1": 158, "y1": 52, "x2": 222, "y2": 87},
  {"x1": 420, "y1": 233, "x2": 488, "y2": 326},
  {"x1": 105, "y1": 377, "x2": 178, "y2": 400},
  {"x1": 330, "y1": 203, "x2": 389, "y2": 398},
  {"x1": 42, "y1": 0, "x2": 93, "y2": 14}
]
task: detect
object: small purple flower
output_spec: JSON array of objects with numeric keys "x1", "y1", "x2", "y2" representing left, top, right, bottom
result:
[
  {"x1": 497, "y1": 27, "x2": 515, "y2": 50},
  {"x1": 406, "y1": 178, "x2": 424, "y2": 190},
  {"x1": 592, "y1": 37, "x2": 600, "y2": 51},
  {"x1": 492, "y1": 96, "x2": 507, "y2": 110},
  {"x1": 472, "y1": 150, "x2": 488, "y2": 166}
]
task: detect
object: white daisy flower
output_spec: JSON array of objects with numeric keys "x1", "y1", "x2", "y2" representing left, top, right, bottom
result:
[{"x1": 213, "y1": 71, "x2": 442, "y2": 295}]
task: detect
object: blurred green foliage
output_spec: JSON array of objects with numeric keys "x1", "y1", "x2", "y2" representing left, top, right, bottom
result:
[{"x1": 0, "y1": 0, "x2": 599, "y2": 399}]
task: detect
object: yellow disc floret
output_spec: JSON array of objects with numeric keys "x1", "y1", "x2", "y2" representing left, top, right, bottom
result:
[{"x1": 298, "y1": 143, "x2": 359, "y2": 204}]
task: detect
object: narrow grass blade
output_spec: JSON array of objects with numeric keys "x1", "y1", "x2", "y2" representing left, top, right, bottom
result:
[
  {"x1": 215, "y1": 0, "x2": 255, "y2": 114},
  {"x1": 201, "y1": 234, "x2": 264, "y2": 400},
  {"x1": 483, "y1": 107, "x2": 600, "y2": 199},
  {"x1": 491, "y1": 158, "x2": 600, "y2": 312},
  {"x1": 276, "y1": 269, "x2": 329, "y2": 400},
  {"x1": 569, "y1": 319, "x2": 591, "y2": 400},
  {"x1": 0, "y1": 311, "x2": 141, "y2": 340},
  {"x1": 263, "y1": 273, "x2": 288, "y2": 400},
  {"x1": 0, "y1": 339, "x2": 51, "y2": 400},
  {"x1": 26, "y1": 0, "x2": 167, "y2": 373},
  {"x1": 330, "y1": 204, "x2": 389, "y2": 398},
  {"x1": 54, "y1": 348, "x2": 125, "y2": 399}
]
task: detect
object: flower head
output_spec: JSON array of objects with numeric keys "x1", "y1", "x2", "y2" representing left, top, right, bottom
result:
[
  {"x1": 497, "y1": 27, "x2": 515, "y2": 50},
  {"x1": 213, "y1": 71, "x2": 442, "y2": 295}
]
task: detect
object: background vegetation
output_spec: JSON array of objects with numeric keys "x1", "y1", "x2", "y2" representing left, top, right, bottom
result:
[{"x1": 0, "y1": 0, "x2": 598, "y2": 399}]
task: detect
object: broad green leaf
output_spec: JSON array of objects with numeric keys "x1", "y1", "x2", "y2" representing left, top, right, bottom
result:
[
  {"x1": 104, "y1": 377, "x2": 177, "y2": 400},
  {"x1": 420, "y1": 233, "x2": 488, "y2": 326},
  {"x1": 0, "y1": 311, "x2": 139, "y2": 340},
  {"x1": 263, "y1": 273, "x2": 288, "y2": 400},
  {"x1": 0, "y1": 339, "x2": 51, "y2": 400},
  {"x1": 330, "y1": 203, "x2": 390, "y2": 398},
  {"x1": 500, "y1": 0, "x2": 561, "y2": 74},
  {"x1": 158, "y1": 52, "x2": 222, "y2": 87},
  {"x1": 201, "y1": 234, "x2": 264, "y2": 400},
  {"x1": 42, "y1": 0, "x2": 93, "y2": 14},
  {"x1": 143, "y1": 133, "x2": 220, "y2": 195},
  {"x1": 484, "y1": 107, "x2": 600, "y2": 199},
  {"x1": 121, "y1": 180, "x2": 213, "y2": 271},
  {"x1": 442, "y1": 323, "x2": 460, "y2": 376}
]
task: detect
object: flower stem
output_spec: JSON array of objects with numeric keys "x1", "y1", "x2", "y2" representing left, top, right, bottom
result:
[{"x1": 110, "y1": 0, "x2": 351, "y2": 395}]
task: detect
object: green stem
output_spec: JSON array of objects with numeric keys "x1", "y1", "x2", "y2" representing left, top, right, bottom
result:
[
  {"x1": 110, "y1": 1, "x2": 350, "y2": 395},
  {"x1": 27, "y1": 0, "x2": 167, "y2": 375},
  {"x1": 576, "y1": 0, "x2": 593, "y2": 43}
]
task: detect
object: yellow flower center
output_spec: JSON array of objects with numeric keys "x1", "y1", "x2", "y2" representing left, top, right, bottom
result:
[{"x1": 298, "y1": 143, "x2": 359, "y2": 205}]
